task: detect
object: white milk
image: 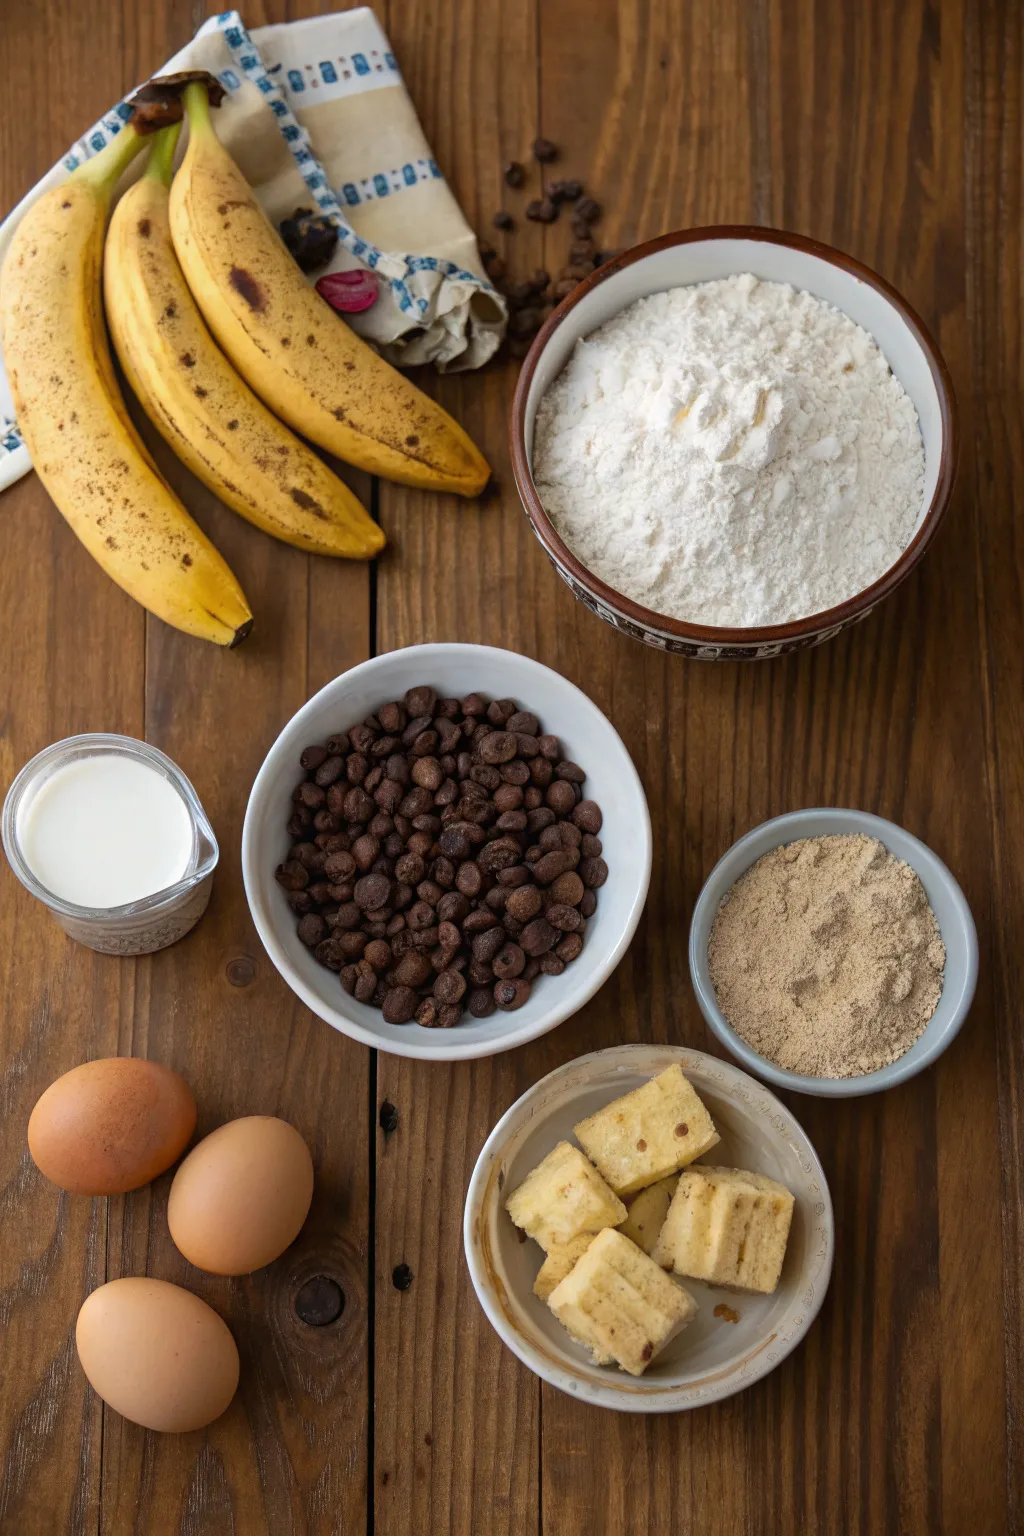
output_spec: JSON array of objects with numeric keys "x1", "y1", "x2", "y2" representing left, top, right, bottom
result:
[{"x1": 17, "y1": 754, "x2": 194, "y2": 908}]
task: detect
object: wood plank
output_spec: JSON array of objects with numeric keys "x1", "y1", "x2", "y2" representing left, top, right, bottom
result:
[
  {"x1": 0, "y1": 14, "x2": 148, "y2": 1533},
  {"x1": 527, "y1": 2, "x2": 1005, "y2": 1534},
  {"x1": 964, "y1": 2, "x2": 1024, "y2": 1531},
  {"x1": 0, "y1": 2, "x2": 374, "y2": 1530},
  {"x1": 370, "y1": 2, "x2": 542, "y2": 1532}
]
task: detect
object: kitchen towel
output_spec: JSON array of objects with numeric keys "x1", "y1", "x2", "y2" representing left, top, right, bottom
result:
[{"x1": 0, "y1": 7, "x2": 506, "y2": 493}]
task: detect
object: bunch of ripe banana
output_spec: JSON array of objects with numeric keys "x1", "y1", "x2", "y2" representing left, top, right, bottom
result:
[{"x1": 0, "y1": 78, "x2": 490, "y2": 646}]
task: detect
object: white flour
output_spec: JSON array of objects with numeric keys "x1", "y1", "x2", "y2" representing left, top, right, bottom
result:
[{"x1": 533, "y1": 274, "x2": 926, "y2": 627}]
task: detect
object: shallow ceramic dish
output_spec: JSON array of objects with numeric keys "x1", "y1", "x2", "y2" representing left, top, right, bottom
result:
[
  {"x1": 510, "y1": 226, "x2": 958, "y2": 660},
  {"x1": 242, "y1": 644, "x2": 651, "y2": 1062},
  {"x1": 464, "y1": 1043, "x2": 833, "y2": 1412},
  {"x1": 689, "y1": 808, "x2": 978, "y2": 1097}
]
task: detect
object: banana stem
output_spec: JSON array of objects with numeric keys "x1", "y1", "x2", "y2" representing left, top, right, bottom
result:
[
  {"x1": 72, "y1": 123, "x2": 149, "y2": 203},
  {"x1": 144, "y1": 123, "x2": 183, "y2": 187},
  {"x1": 182, "y1": 81, "x2": 214, "y2": 137}
]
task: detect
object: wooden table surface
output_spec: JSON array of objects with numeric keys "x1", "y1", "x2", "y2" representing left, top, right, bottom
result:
[{"x1": 1, "y1": 0, "x2": 1021, "y2": 1532}]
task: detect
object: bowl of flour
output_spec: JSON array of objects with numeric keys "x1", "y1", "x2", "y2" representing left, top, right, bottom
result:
[{"x1": 510, "y1": 228, "x2": 957, "y2": 660}]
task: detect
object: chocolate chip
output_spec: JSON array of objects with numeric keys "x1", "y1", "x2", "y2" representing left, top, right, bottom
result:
[
  {"x1": 276, "y1": 860, "x2": 309, "y2": 891},
  {"x1": 545, "y1": 781, "x2": 577, "y2": 816},
  {"x1": 503, "y1": 160, "x2": 525, "y2": 187},
  {"x1": 363, "y1": 938, "x2": 392, "y2": 970},
  {"x1": 395, "y1": 952, "x2": 433, "y2": 988},
  {"x1": 532, "y1": 137, "x2": 558, "y2": 163},
  {"x1": 549, "y1": 871, "x2": 585, "y2": 906},
  {"x1": 520, "y1": 918, "x2": 557, "y2": 956},
  {"x1": 494, "y1": 978, "x2": 532, "y2": 1010},
  {"x1": 525, "y1": 197, "x2": 558, "y2": 223},
  {"x1": 354, "y1": 872, "x2": 391, "y2": 910},
  {"x1": 579, "y1": 856, "x2": 609, "y2": 888},
  {"x1": 313, "y1": 758, "x2": 343, "y2": 792},
  {"x1": 493, "y1": 210, "x2": 515, "y2": 230},
  {"x1": 533, "y1": 849, "x2": 577, "y2": 885},
  {"x1": 546, "y1": 903, "x2": 582, "y2": 932},
  {"x1": 492, "y1": 942, "x2": 526, "y2": 979},
  {"x1": 297, "y1": 913, "x2": 326, "y2": 947},
  {"x1": 382, "y1": 986, "x2": 419, "y2": 1024},
  {"x1": 434, "y1": 969, "x2": 467, "y2": 1005},
  {"x1": 505, "y1": 884, "x2": 543, "y2": 921}
]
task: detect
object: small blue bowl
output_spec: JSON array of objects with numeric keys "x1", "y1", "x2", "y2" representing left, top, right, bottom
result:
[{"x1": 688, "y1": 809, "x2": 978, "y2": 1098}]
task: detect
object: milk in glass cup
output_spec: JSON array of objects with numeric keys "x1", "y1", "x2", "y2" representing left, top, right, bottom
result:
[{"x1": 2, "y1": 734, "x2": 218, "y2": 954}]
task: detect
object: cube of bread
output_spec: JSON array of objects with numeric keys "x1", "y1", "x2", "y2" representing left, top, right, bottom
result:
[
  {"x1": 548, "y1": 1227, "x2": 698, "y2": 1376},
  {"x1": 574, "y1": 1065, "x2": 720, "y2": 1195},
  {"x1": 533, "y1": 1234, "x2": 596, "y2": 1301},
  {"x1": 617, "y1": 1175, "x2": 679, "y2": 1254},
  {"x1": 505, "y1": 1141, "x2": 627, "y2": 1252},
  {"x1": 652, "y1": 1166, "x2": 795, "y2": 1294}
]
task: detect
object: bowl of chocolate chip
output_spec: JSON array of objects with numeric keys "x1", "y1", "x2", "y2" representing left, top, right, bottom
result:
[{"x1": 242, "y1": 644, "x2": 651, "y2": 1060}]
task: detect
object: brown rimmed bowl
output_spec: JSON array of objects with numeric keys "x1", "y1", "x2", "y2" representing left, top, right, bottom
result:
[{"x1": 510, "y1": 227, "x2": 958, "y2": 660}]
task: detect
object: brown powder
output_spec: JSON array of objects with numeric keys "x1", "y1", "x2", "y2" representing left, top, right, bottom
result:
[{"x1": 707, "y1": 834, "x2": 946, "y2": 1078}]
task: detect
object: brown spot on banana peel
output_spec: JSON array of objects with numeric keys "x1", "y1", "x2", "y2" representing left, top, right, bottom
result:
[
  {"x1": 290, "y1": 487, "x2": 327, "y2": 520},
  {"x1": 137, "y1": 219, "x2": 151, "y2": 237},
  {"x1": 229, "y1": 267, "x2": 266, "y2": 311}
]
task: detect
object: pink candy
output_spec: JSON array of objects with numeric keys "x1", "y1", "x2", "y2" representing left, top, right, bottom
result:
[{"x1": 316, "y1": 268, "x2": 380, "y2": 314}]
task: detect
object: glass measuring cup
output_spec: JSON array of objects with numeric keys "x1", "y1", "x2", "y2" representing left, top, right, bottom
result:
[{"x1": 2, "y1": 733, "x2": 219, "y2": 955}]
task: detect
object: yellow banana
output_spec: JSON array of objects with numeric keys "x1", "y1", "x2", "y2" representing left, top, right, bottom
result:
[
  {"x1": 169, "y1": 82, "x2": 490, "y2": 498},
  {"x1": 0, "y1": 124, "x2": 253, "y2": 646},
  {"x1": 105, "y1": 127, "x2": 384, "y2": 559}
]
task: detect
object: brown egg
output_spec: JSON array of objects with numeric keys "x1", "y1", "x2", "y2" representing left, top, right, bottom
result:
[
  {"x1": 76, "y1": 1278, "x2": 239, "y2": 1432},
  {"x1": 28, "y1": 1058, "x2": 196, "y2": 1195},
  {"x1": 167, "y1": 1116, "x2": 314, "y2": 1275}
]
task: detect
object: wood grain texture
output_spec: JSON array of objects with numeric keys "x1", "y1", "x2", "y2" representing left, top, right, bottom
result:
[
  {"x1": 370, "y1": 4, "x2": 543, "y2": 1533},
  {"x1": 1, "y1": 0, "x2": 1022, "y2": 1532},
  {"x1": 0, "y1": 4, "x2": 373, "y2": 1534}
]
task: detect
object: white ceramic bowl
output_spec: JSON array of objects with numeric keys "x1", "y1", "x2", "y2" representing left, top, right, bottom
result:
[
  {"x1": 511, "y1": 227, "x2": 958, "y2": 660},
  {"x1": 464, "y1": 1044, "x2": 833, "y2": 1412},
  {"x1": 689, "y1": 808, "x2": 978, "y2": 1097},
  {"x1": 242, "y1": 644, "x2": 652, "y2": 1061}
]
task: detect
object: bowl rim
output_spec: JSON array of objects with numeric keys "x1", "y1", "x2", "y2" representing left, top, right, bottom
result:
[
  {"x1": 687, "y1": 807, "x2": 979, "y2": 1097},
  {"x1": 241, "y1": 642, "x2": 653, "y2": 1062},
  {"x1": 463, "y1": 1041, "x2": 835, "y2": 1412},
  {"x1": 509, "y1": 224, "x2": 959, "y2": 645}
]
